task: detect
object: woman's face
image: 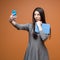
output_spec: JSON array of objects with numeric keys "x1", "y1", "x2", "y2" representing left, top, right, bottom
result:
[{"x1": 34, "y1": 11, "x2": 41, "y2": 22}]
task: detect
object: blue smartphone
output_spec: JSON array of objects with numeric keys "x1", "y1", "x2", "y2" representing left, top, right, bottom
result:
[{"x1": 12, "y1": 10, "x2": 16, "y2": 16}]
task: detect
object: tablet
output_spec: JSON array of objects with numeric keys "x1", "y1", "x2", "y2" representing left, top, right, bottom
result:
[
  {"x1": 42, "y1": 23, "x2": 50, "y2": 34},
  {"x1": 35, "y1": 23, "x2": 50, "y2": 34}
]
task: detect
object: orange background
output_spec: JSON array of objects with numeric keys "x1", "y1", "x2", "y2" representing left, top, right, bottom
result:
[{"x1": 0, "y1": 0, "x2": 60, "y2": 60}]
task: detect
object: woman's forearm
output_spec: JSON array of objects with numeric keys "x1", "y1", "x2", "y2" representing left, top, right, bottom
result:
[
  {"x1": 9, "y1": 20, "x2": 17, "y2": 28},
  {"x1": 11, "y1": 20, "x2": 16, "y2": 25}
]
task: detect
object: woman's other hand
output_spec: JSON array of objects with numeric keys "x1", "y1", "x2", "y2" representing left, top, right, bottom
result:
[{"x1": 36, "y1": 21, "x2": 43, "y2": 31}]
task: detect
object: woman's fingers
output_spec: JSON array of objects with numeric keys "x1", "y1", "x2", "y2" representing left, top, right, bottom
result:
[
  {"x1": 10, "y1": 15, "x2": 17, "y2": 19},
  {"x1": 36, "y1": 21, "x2": 42, "y2": 25},
  {"x1": 9, "y1": 15, "x2": 17, "y2": 22}
]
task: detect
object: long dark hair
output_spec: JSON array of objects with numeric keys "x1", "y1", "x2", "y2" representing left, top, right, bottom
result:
[{"x1": 32, "y1": 7, "x2": 46, "y2": 39}]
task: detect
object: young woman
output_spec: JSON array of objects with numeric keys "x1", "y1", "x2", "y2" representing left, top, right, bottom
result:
[{"x1": 9, "y1": 7, "x2": 51, "y2": 60}]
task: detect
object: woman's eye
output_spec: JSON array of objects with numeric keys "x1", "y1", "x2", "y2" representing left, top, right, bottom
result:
[
  {"x1": 34, "y1": 14, "x2": 40, "y2": 16},
  {"x1": 37, "y1": 14, "x2": 40, "y2": 15}
]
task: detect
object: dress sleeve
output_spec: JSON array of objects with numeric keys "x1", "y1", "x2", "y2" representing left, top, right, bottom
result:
[
  {"x1": 14, "y1": 23, "x2": 30, "y2": 31},
  {"x1": 39, "y1": 30, "x2": 49, "y2": 41}
]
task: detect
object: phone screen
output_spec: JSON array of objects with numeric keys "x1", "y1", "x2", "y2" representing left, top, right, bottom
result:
[{"x1": 12, "y1": 10, "x2": 16, "y2": 16}]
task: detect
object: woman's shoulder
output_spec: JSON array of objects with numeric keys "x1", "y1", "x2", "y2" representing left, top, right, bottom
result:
[{"x1": 27, "y1": 23, "x2": 33, "y2": 29}]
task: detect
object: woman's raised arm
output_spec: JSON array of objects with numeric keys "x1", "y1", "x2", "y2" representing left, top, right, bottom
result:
[{"x1": 9, "y1": 15, "x2": 29, "y2": 31}]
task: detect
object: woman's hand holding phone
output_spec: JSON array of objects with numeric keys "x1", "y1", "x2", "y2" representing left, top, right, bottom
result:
[{"x1": 9, "y1": 10, "x2": 17, "y2": 25}]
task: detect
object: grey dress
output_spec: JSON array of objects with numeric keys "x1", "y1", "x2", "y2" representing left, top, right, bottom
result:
[{"x1": 15, "y1": 23, "x2": 49, "y2": 60}]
